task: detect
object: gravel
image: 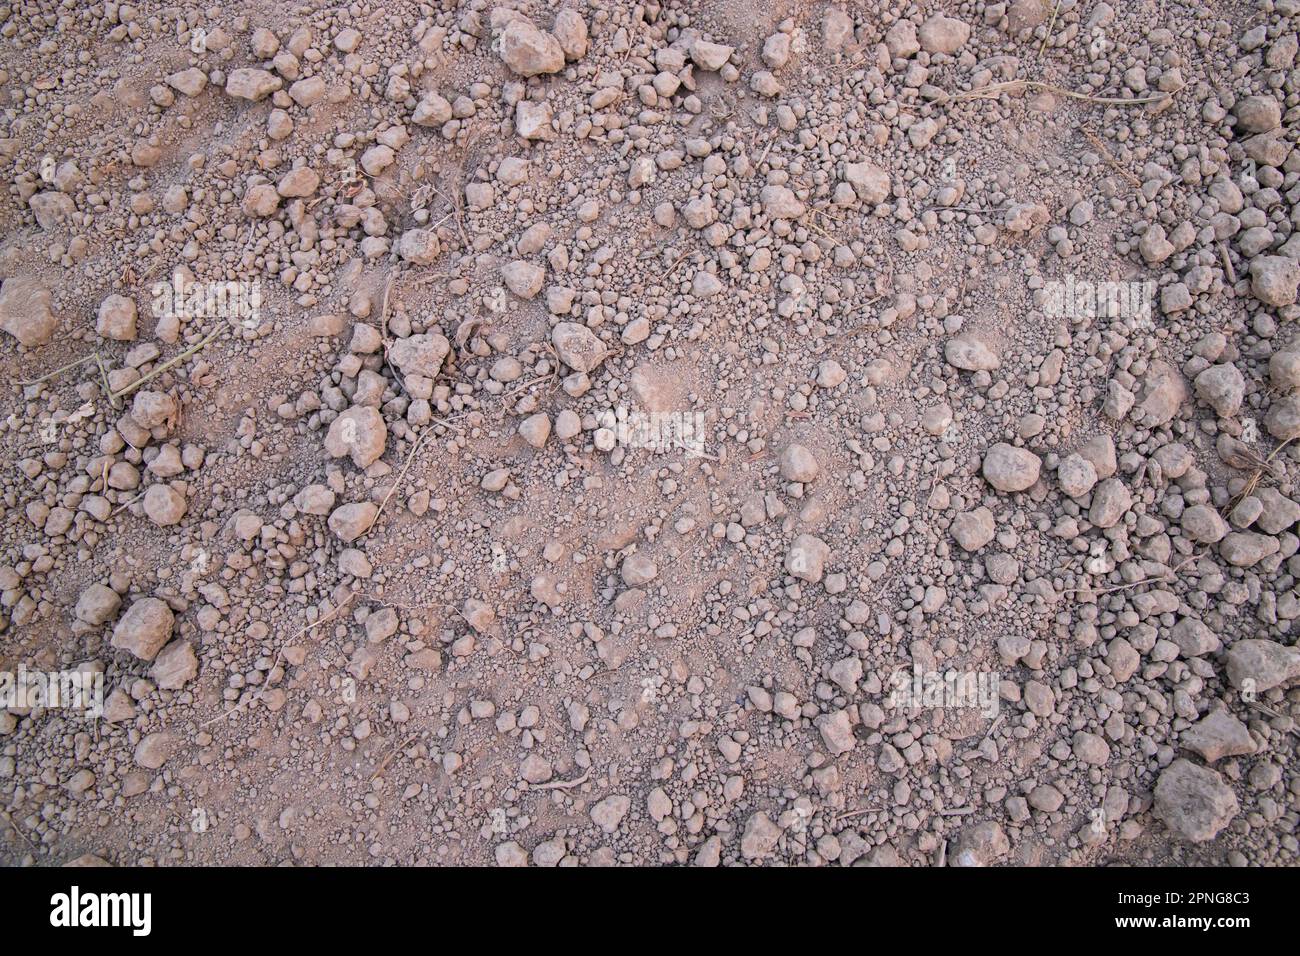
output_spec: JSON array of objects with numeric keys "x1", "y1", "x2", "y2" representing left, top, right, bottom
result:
[{"x1": 3, "y1": 0, "x2": 1298, "y2": 872}]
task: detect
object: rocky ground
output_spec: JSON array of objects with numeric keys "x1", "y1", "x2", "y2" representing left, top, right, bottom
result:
[{"x1": 1, "y1": 0, "x2": 1298, "y2": 868}]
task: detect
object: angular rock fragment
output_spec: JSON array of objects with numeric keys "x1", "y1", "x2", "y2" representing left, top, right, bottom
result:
[
  {"x1": 1224, "y1": 639, "x2": 1300, "y2": 693},
  {"x1": 1153, "y1": 759, "x2": 1239, "y2": 842},
  {"x1": 324, "y1": 406, "x2": 387, "y2": 468},
  {"x1": 225, "y1": 68, "x2": 282, "y2": 101},
  {"x1": 111, "y1": 597, "x2": 175, "y2": 662},
  {"x1": 551, "y1": 322, "x2": 606, "y2": 373},
  {"x1": 1181, "y1": 709, "x2": 1255, "y2": 764},
  {"x1": 0, "y1": 277, "x2": 57, "y2": 347},
  {"x1": 388, "y1": 333, "x2": 450, "y2": 380},
  {"x1": 785, "y1": 533, "x2": 830, "y2": 583},
  {"x1": 499, "y1": 19, "x2": 564, "y2": 76}
]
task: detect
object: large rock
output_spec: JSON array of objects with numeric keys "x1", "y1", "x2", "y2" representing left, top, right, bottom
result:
[
  {"x1": 134, "y1": 731, "x2": 176, "y2": 769},
  {"x1": 328, "y1": 502, "x2": 378, "y2": 542},
  {"x1": 1057, "y1": 454, "x2": 1098, "y2": 498},
  {"x1": 740, "y1": 811, "x2": 781, "y2": 860},
  {"x1": 143, "y1": 484, "x2": 186, "y2": 526},
  {"x1": 1269, "y1": 347, "x2": 1300, "y2": 391},
  {"x1": 388, "y1": 332, "x2": 449, "y2": 380},
  {"x1": 131, "y1": 390, "x2": 177, "y2": 429},
  {"x1": 0, "y1": 277, "x2": 57, "y2": 347},
  {"x1": 759, "y1": 184, "x2": 805, "y2": 219},
  {"x1": 514, "y1": 100, "x2": 554, "y2": 140},
  {"x1": 1194, "y1": 363, "x2": 1245, "y2": 417},
  {"x1": 225, "y1": 68, "x2": 282, "y2": 101},
  {"x1": 277, "y1": 167, "x2": 319, "y2": 198},
  {"x1": 360, "y1": 144, "x2": 394, "y2": 177},
  {"x1": 982, "y1": 443, "x2": 1041, "y2": 492},
  {"x1": 590, "y1": 793, "x2": 630, "y2": 833},
  {"x1": 1153, "y1": 759, "x2": 1239, "y2": 842},
  {"x1": 690, "y1": 39, "x2": 734, "y2": 71},
  {"x1": 778, "y1": 444, "x2": 819, "y2": 482},
  {"x1": 1219, "y1": 531, "x2": 1277, "y2": 568},
  {"x1": 74, "y1": 583, "x2": 121, "y2": 626},
  {"x1": 499, "y1": 19, "x2": 564, "y2": 76},
  {"x1": 551, "y1": 322, "x2": 606, "y2": 373},
  {"x1": 167, "y1": 68, "x2": 208, "y2": 97},
  {"x1": 463, "y1": 598, "x2": 497, "y2": 634},
  {"x1": 29, "y1": 191, "x2": 75, "y2": 229},
  {"x1": 951, "y1": 507, "x2": 995, "y2": 551},
  {"x1": 816, "y1": 708, "x2": 856, "y2": 755},
  {"x1": 1236, "y1": 95, "x2": 1281, "y2": 133},
  {"x1": 1181, "y1": 709, "x2": 1255, "y2": 764},
  {"x1": 944, "y1": 333, "x2": 1000, "y2": 371},
  {"x1": 150, "y1": 640, "x2": 198, "y2": 690},
  {"x1": 884, "y1": 20, "x2": 920, "y2": 57},
  {"x1": 1265, "y1": 393, "x2": 1300, "y2": 441},
  {"x1": 518, "y1": 412, "x2": 551, "y2": 449},
  {"x1": 294, "y1": 484, "x2": 336, "y2": 515},
  {"x1": 823, "y1": 7, "x2": 854, "y2": 50},
  {"x1": 324, "y1": 406, "x2": 387, "y2": 468},
  {"x1": 843, "y1": 161, "x2": 891, "y2": 204},
  {"x1": 620, "y1": 553, "x2": 658, "y2": 587},
  {"x1": 1104, "y1": 637, "x2": 1140, "y2": 682},
  {"x1": 288, "y1": 76, "x2": 326, "y2": 107},
  {"x1": 397, "y1": 228, "x2": 441, "y2": 265},
  {"x1": 412, "y1": 92, "x2": 452, "y2": 126},
  {"x1": 1256, "y1": 487, "x2": 1300, "y2": 535},
  {"x1": 1249, "y1": 256, "x2": 1299, "y2": 307},
  {"x1": 111, "y1": 597, "x2": 175, "y2": 662},
  {"x1": 502, "y1": 260, "x2": 545, "y2": 299},
  {"x1": 1008, "y1": 0, "x2": 1047, "y2": 30},
  {"x1": 1088, "y1": 478, "x2": 1131, "y2": 528},
  {"x1": 1180, "y1": 503, "x2": 1228, "y2": 544},
  {"x1": 553, "y1": 10, "x2": 588, "y2": 60},
  {"x1": 96, "y1": 294, "x2": 138, "y2": 341},
  {"x1": 762, "y1": 32, "x2": 792, "y2": 69},
  {"x1": 785, "y1": 533, "x2": 830, "y2": 583},
  {"x1": 494, "y1": 841, "x2": 528, "y2": 866},
  {"x1": 1224, "y1": 639, "x2": 1300, "y2": 693},
  {"x1": 918, "y1": 14, "x2": 970, "y2": 54},
  {"x1": 241, "y1": 183, "x2": 280, "y2": 218},
  {"x1": 1072, "y1": 731, "x2": 1111, "y2": 765},
  {"x1": 952, "y1": 821, "x2": 1009, "y2": 867},
  {"x1": 1077, "y1": 435, "x2": 1117, "y2": 479},
  {"x1": 1133, "y1": 360, "x2": 1188, "y2": 427},
  {"x1": 1169, "y1": 617, "x2": 1221, "y2": 657}
]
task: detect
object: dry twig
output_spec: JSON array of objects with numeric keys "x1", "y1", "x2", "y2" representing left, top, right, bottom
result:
[
  {"x1": 1081, "y1": 129, "x2": 1141, "y2": 189},
  {"x1": 110, "y1": 325, "x2": 223, "y2": 403},
  {"x1": 941, "y1": 79, "x2": 1179, "y2": 108},
  {"x1": 529, "y1": 771, "x2": 591, "y2": 791}
]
